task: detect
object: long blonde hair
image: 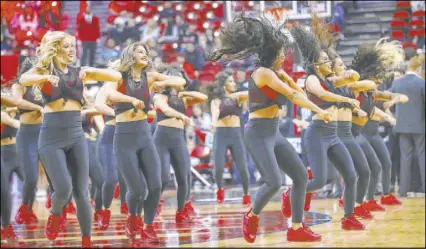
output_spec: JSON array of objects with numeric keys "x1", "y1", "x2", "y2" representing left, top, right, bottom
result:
[
  {"x1": 35, "y1": 31, "x2": 75, "y2": 71},
  {"x1": 108, "y1": 42, "x2": 151, "y2": 72}
]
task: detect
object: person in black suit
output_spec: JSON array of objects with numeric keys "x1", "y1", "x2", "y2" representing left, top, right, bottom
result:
[{"x1": 387, "y1": 55, "x2": 425, "y2": 196}]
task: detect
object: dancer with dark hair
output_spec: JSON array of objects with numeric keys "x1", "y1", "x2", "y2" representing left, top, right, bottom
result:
[
  {"x1": 19, "y1": 31, "x2": 122, "y2": 247},
  {"x1": 209, "y1": 15, "x2": 333, "y2": 243},
  {"x1": 153, "y1": 66, "x2": 207, "y2": 223},
  {"x1": 97, "y1": 42, "x2": 186, "y2": 243},
  {"x1": 309, "y1": 14, "x2": 378, "y2": 219},
  {"x1": 1, "y1": 96, "x2": 25, "y2": 246},
  {"x1": 95, "y1": 84, "x2": 130, "y2": 220},
  {"x1": 287, "y1": 25, "x2": 365, "y2": 230},
  {"x1": 210, "y1": 69, "x2": 250, "y2": 204},
  {"x1": 350, "y1": 39, "x2": 408, "y2": 209},
  {"x1": 11, "y1": 57, "x2": 44, "y2": 227}
]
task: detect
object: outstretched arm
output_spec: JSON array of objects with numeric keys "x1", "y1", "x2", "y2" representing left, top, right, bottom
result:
[{"x1": 11, "y1": 84, "x2": 43, "y2": 112}]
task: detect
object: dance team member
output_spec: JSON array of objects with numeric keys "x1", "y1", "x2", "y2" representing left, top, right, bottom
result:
[
  {"x1": 98, "y1": 42, "x2": 186, "y2": 242},
  {"x1": 349, "y1": 39, "x2": 407, "y2": 211},
  {"x1": 309, "y1": 14, "x2": 377, "y2": 219},
  {"x1": 287, "y1": 25, "x2": 365, "y2": 230},
  {"x1": 19, "y1": 31, "x2": 122, "y2": 247},
  {"x1": 0, "y1": 96, "x2": 25, "y2": 246},
  {"x1": 209, "y1": 15, "x2": 333, "y2": 243},
  {"x1": 153, "y1": 66, "x2": 207, "y2": 222},
  {"x1": 11, "y1": 57, "x2": 43, "y2": 227},
  {"x1": 210, "y1": 70, "x2": 251, "y2": 204}
]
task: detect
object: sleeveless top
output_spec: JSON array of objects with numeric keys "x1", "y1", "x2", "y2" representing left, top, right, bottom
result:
[
  {"x1": 218, "y1": 96, "x2": 241, "y2": 119},
  {"x1": 353, "y1": 90, "x2": 375, "y2": 118},
  {"x1": 156, "y1": 93, "x2": 186, "y2": 122},
  {"x1": 114, "y1": 71, "x2": 150, "y2": 115},
  {"x1": 40, "y1": 65, "x2": 85, "y2": 106},
  {"x1": 103, "y1": 102, "x2": 115, "y2": 123},
  {"x1": 18, "y1": 85, "x2": 44, "y2": 114},
  {"x1": 335, "y1": 86, "x2": 355, "y2": 110},
  {"x1": 305, "y1": 74, "x2": 337, "y2": 112},
  {"x1": 248, "y1": 72, "x2": 288, "y2": 113},
  {"x1": 1, "y1": 114, "x2": 19, "y2": 139}
]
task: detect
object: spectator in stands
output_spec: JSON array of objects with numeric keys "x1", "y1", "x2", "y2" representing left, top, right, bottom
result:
[
  {"x1": 192, "y1": 104, "x2": 212, "y2": 132},
  {"x1": 198, "y1": 33, "x2": 215, "y2": 56},
  {"x1": 141, "y1": 19, "x2": 161, "y2": 44},
  {"x1": 159, "y1": 1, "x2": 176, "y2": 19},
  {"x1": 158, "y1": 18, "x2": 179, "y2": 44},
  {"x1": 146, "y1": 39, "x2": 163, "y2": 58},
  {"x1": 96, "y1": 38, "x2": 120, "y2": 68},
  {"x1": 152, "y1": 56, "x2": 164, "y2": 69},
  {"x1": 107, "y1": 16, "x2": 127, "y2": 46},
  {"x1": 77, "y1": 7, "x2": 101, "y2": 66},
  {"x1": 184, "y1": 43, "x2": 205, "y2": 71},
  {"x1": 176, "y1": 14, "x2": 188, "y2": 46},
  {"x1": 182, "y1": 24, "x2": 198, "y2": 44},
  {"x1": 125, "y1": 18, "x2": 140, "y2": 42}
]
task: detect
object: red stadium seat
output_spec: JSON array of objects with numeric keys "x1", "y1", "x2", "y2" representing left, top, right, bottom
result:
[
  {"x1": 392, "y1": 30, "x2": 406, "y2": 40},
  {"x1": 402, "y1": 41, "x2": 417, "y2": 50},
  {"x1": 409, "y1": 28, "x2": 426, "y2": 37},
  {"x1": 198, "y1": 71, "x2": 216, "y2": 84},
  {"x1": 396, "y1": 1, "x2": 412, "y2": 9},
  {"x1": 390, "y1": 19, "x2": 406, "y2": 29},
  {"x1": 412, "y1": 10, "x2": 426, "y2": 18},
  {"x1": 409, "y1": 19, "x2": 425, "y2": 27},
  {"x1": 393, "y1": 10, "x2": 410, "y2": 19}
]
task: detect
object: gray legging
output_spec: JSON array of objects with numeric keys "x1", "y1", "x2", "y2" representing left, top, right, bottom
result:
[
  {"x1": 154, "y1": 126, "x2": 191, "y2": 211},
  {"x1": 244, "y1": 118, "x2": 308, "y2": 223},
  {"x1": 338, "y1": 121, "x2": 371, "y2": 204},
  {"x1": 97, "y1": 125, "x2": 120, "y2": 209},
  {"x1": 213, "y1": 127, "x2": 249, "y2": 194},
  {"x1": 114, "y1": 120, "x2": 161, "y2": 225},
  {"x1": 363, "y1": 120, "x2": 391, "y2": 196},
  {"x1": 1, "y1": 143, "x2": 25, "y2": 189},
  {"x1": 352, "y1": 123, "x2": 382, "y2": 201},
  {"x1": 1, "y1": 158, "x2": 12, "y2": 227},
  {"x1": 87, "y1": 138, "x2": 104, "y2": 211},
  {"x1": 16, "y1": 124, "x2": 41, "y2": 211},
  {"x1": 118, "y1": 170, "x2": 127, "y2": 205},
  {"x1": 38, "y1": 111, "x2": 92, "y2": 237},
  {"x1": 305, "y1": 120, "x2": 357, "y2": 216}
]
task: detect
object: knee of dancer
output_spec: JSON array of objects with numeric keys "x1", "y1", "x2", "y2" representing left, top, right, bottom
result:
[
  {"x1": 148, "y1": 183, "x2": 162, "y2": 196},
  {"x1": 54, "y1": 185, "x2": 73, "y2": 201},
  {"x1": 293, "y1": 169, "x2": 309, "y2": 186},
  {"x1": 266, "y1": 176, "x2": 282, "y2": 192},
  {"x1": 344, "y1": 171, "x2": 358, "y2": 186},
  {"x1": 370, "y1": 164, "x2": 382, "y2": 177},
  {"x1": 359, "y1": 167, "x2": 371, "y2": 180},
  {"x1": 310, "y1": 174, "x2": 328, "y2": 190}
]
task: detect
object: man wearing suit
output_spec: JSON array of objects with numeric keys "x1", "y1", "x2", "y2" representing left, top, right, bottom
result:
[{"x1": 388, "y1": 55, "x2": 425, "y2": 197}]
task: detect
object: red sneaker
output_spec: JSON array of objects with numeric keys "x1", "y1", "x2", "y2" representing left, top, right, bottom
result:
[
  {"x1": 114, "y1": 183, "x2": 120, "y2": 199},
  {"x1": 100, "y1": 209, "x2": 111, "y2": 230},
  {"x1": 338, "y1": 196, "x2": 344, "y2": 208},
  {"x1": 287, "y1": 224, "x2": 322, "y2": 242},
  {"x1": 66, "y1": 202, "x2": 76, "y2": 214},
  {"x1": 2, "y1": 224, "x2": 18, "y2": 240},
  {"x1": 184, "y1": 201, "x2": 197, "y2": 216},
  {"x1": 140, "y1": 224, "x2": 160, "y2": 243},
  {"x1": 242, "y1": 194, "x2": 251, "y2": 205},
  {"x1": 45, "y1": 194, "x2": 52, "y2": 209},
  {"x1": 242, "y1": 209, "x2": 259, "y2": 243},
  {"x1": 363, "y1": 200, "x2": 385, "y2": 212},
  {"x1": 26, "y1": 210, "x2": 39, "y2": 223},
  {"x1": 304, "y1": 192, "x2": 313, "y2": 212},
  {"x1": 125, "y1": 215, "x2": 138, "y2": 239},
  {"x1": 15, "y1": 204, "x2": 30, "y2": 224},
  {"x1": 217, "y1": 188, "x2": 225, "y2": 204},
  {"x1": 45, "y1": 213, "x2": 61, "y2": 240},
  {"x1": 94, "y1": 209, "x2": 103, "y2": 223},
  {"x1": 176, "y1": 209, "x2": 191, "y2": 223},
  {"x1": 120, "y1": 203, "x2": 129, "y2": 215},
  {"x1": 59, "y1": 210, "x2": 67, "y2": 231},
  {"x1": 81, "y1": 236, "x2": 93, "y2": 248},
  {"x1": 136, "y1": 216, "x2": 144, "y2": 232},
  {"x1": 281, "y1": 188, "x2": 291, "y2": 218},
  {"x1": 354, "y1": 205, "x2": 373, "y2": 219},
  {"x1": 380, "y1": 193, "x2": 402, "y2": 205},
  {"x1": 341, "y1": 214, "x2": 365, "y2": 230}
]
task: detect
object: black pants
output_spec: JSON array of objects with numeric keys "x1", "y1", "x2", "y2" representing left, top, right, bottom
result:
[
  {"x1": 244, "y1": 118, "x2": 308, "y2": 223},
  {"x1": 114, "y1": 120, "x2": 161, "y2": 225},
  {"x1": 38, "y1": 111, "x2": 92, "y2": 236},
  {"x1": 81, "y1": 41, "x2": 97, "y2": 67},
  {"x1": 154, "y1": 126, "x2": 191, "y2": 211}
]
